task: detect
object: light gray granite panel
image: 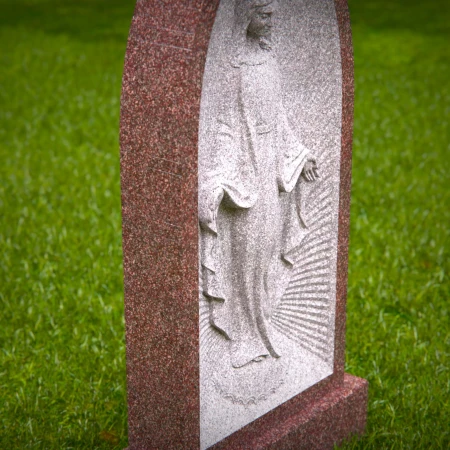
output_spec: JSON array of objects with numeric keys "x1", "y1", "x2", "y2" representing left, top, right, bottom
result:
[{"x1": 198, "y1": 1, "x2": 342, "y2": 447}]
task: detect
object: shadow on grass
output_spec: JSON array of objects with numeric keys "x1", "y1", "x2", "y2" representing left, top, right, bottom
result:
[
  {"x1": 0, "y1": 0, "x2": 136, "y2": 42},
  {"x1": 349, "y1": 0, "x2": 450, "y2": 35}
]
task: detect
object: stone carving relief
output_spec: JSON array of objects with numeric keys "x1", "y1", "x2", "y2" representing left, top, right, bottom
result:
[
  {"x1": 200, "y1": 0, "x2": 320, "y2": 371},
  {"x1": 199, "y1": 0, "x2": 342, "y2": 447}
]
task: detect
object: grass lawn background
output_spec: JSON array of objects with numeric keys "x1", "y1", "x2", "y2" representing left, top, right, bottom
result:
[{"x1": 0, "y1": 0, "x2": 448, "y2": 448}]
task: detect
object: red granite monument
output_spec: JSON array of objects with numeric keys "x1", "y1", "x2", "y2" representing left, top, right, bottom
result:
[{"x1": 120, "y1": 0, "x2": 368, "y2": 448}]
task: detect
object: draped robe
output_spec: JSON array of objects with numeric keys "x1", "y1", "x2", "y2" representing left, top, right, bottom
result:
[{"x1": 199, "y1": 48, "x2": 311, "y2": 368}]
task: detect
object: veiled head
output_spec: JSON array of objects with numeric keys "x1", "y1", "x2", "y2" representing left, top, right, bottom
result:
[{"x1": 232, "y1": 0, "x2": 278, "y2": 48}]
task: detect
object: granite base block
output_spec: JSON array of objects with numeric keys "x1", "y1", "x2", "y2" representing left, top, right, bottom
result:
[
  {"x1": 126, "y1": 374, "x2": 367, "y2": 450},
  {"x1": 210, "y1": 373, "x2": 368, "y2": 450}
]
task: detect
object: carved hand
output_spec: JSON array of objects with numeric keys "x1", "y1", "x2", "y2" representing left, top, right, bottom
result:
[{"x1": 301, "y1": 159, "x2": 319, "y2": 182}]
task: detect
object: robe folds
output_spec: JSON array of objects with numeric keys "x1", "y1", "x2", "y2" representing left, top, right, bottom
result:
[{"x1": 199, "y1": 49, "x2": 311, "y2": 368}]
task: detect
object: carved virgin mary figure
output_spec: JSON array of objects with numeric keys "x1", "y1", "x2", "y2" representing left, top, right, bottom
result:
[{"x1": 199, "y1": 0, "x2": 319, "y2": 369}]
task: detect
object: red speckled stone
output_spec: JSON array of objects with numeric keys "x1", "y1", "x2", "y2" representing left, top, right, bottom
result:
[
  {"x1": 120, "y1": 1, "x2": 367, "y2": 449},
  {"x1": 211, "y1": 374, "x2": 368, "y2": 450}
]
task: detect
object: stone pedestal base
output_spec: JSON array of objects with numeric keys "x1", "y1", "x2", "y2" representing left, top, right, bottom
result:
[{"x1": 212, "y1": 374, "x2": 368, "y2": 450}]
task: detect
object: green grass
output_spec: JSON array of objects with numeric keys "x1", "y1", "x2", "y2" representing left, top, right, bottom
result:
[
  {"x1": 0, "y1": 0, "x2": 135, "y2": 447},
  {"x1": 0, "y1": 0, "x2": 448, "y2": 448},
  {"x1": 343, "y1": 0, "x2": 450, "y2": 448}
]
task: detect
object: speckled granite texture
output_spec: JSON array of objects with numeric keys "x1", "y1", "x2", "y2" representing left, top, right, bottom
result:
[
  {"x1": 211, "y1": 374, "x2": 368, "y2": 450},
  {"x1": 199, "y1": 1, "x2": 344, "y2": 446},
  {"x1": 120, "y1": 0, "x2": 367, "y2": 449}
]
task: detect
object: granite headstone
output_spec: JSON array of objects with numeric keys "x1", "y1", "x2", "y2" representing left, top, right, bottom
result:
[{"x1": 120, "y1": 0, "x2": 368, "y2": 448}]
